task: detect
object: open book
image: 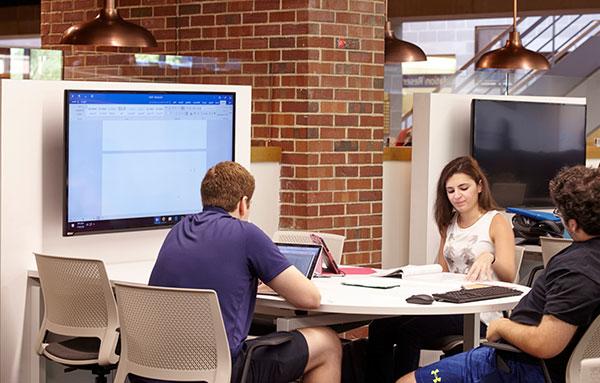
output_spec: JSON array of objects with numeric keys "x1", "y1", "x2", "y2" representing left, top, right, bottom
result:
[{"x1": 381, "y1": 264, "x2": 443, "y2": 278}]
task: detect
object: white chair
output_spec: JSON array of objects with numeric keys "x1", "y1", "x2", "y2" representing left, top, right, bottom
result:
[
  {"x1": 527, "y1": 237, "x2": 573, "y2": 286},
  {"x1": 113, "y1": 282, "x2": 231, "y2": 383},
  {"x1": 272, "y1": 230, "x2": 346, "y2": 264},
  {"x1": 567, "y1": 315, "x2": 600, "y2": 383},
  {"x1": 113, "y1": 282, "x2": 293, "y2": 383},
  {"x1": 540, "y1": 236, "x2": 573, "y2": 267},
  {"x1": 513, "y1": 246, "x2": 525, "y2": 284},
  {"x1": 34, "y1": 253, "x2": 120, "y2": 383}
]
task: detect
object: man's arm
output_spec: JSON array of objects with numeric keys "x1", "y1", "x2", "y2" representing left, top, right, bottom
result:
[
  {"x1": 486, "y1": 315, "x2": 577, "y2": 359},
  {"x1": 266, "y1": 266, "x2": 321, "y2": 309}
]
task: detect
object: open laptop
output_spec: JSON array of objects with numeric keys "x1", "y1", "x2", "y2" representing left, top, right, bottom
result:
[
  {"x1": 275, "y1": 243, "x2": 322, "y2": 279},
  {"x1": 258, "y1": 243, "x2": 322, "y2": 296}
]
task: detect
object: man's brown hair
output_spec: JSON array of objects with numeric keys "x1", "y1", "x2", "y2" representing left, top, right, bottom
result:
[
  {"x1": 550, "y1": 165, "x2": 600, "y2": 236},
  {"x1": 201, "y1": 161, "x2": 255, "y2": 212}
]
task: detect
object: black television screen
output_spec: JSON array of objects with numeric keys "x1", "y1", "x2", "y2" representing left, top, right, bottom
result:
[
  {"x1": 471, "y1": 99, "x2": 586, "y2": 208},
  {"x1": 64, "y1": 90, "x2": 235, "y2": 236}
]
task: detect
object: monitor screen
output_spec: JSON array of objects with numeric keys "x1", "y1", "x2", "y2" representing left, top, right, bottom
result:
[
  {"x1": 64, "y1": 90, "x2": 235, "y2": 236},
  {"x1": 471, "y1": 99, "x2": 586, "y2": 207}
]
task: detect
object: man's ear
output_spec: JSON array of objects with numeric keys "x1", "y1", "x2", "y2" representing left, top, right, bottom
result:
[
  {"x1": 566, "y1": 218, "x2": 578, "y2": 235},
  {"x1": 239, "y1": 196, "x2": 249, "y2": 218}
]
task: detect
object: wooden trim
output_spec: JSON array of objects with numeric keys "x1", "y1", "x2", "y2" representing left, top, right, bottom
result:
[
  {"x1": 0, "y1": 5, "x2": 40, "y2": 36},
  {"x1": 383, "y1": 147, "x2": 412, "y2": 162},
  {"x1": 587, "y1": 129, "x2": 600, "y2": 159},
  {"x1": 588, "y1": 146, "x2": 600, "y2": 159},
  {"x1": 389, "y1": 1, "x2": 600, "y2": 21},
  {"x1": 251, "y1": 146, "x2": 282, "y2": 163}
]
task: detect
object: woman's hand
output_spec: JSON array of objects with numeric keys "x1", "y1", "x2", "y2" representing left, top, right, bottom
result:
[{"x1": 466, "y1": 252, "x2": 494, "y2": 281}]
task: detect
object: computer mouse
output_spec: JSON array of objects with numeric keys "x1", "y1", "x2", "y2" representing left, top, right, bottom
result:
[{"x1": 406, "y1": 294, "x2": 434, "y2": 305}]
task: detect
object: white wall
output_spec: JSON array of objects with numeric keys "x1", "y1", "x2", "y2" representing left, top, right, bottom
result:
[
  {"x1": 249, "y1": 161, "x2": 281, "y2": 238},
  {"x1": 382, "y1": 160, "x2": 411, "y2": 268},
  {"x1": 409, "y1": 93, "x2": 586, "y2": 265},
  {"x1": 568, "y1": 68, "x2": 600, "y2": 133},
  {"x1": 0, "y1": 79, "x2": 251, "y2": 383}
]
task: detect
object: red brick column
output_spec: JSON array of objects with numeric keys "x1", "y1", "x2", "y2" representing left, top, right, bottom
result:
[{"x1": 41, "y1": 0, "x2": 385, "y2": 266}]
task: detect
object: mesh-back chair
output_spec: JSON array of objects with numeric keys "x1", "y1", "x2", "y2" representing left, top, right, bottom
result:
[
  {"x1": 540, "y1": 237, "x2": 573, "y2": 267},
  {"x1": 424, "y1": 246, "x2": 526, "y2": 355},
  {"x1": 567, "y1": 315, "x2": 600, "y2": 383},
  {"x1": 113, "y1": 282, "x2": 231, "y2": 383},
  {"x1": 527, "y1": 237, "x2": 573, "y2": 286},
  {"x1": 273, "y1": 230, "x2": 346, "y2": 264},
  {"x1": 34, "y1": 253, "x2": 119, "y2": 383},
  {"x1": 114, "y1": 282, "x2": 294, "y2": 383}
]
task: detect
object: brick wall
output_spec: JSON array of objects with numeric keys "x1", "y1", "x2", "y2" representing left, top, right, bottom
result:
[{"x1": 41, "y1": 0, "x2": 385, "y2": 266}]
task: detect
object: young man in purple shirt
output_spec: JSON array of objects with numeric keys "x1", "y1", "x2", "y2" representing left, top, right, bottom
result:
[
  {"x1": 397, "y1": 165, "x2": 600, "y2": 383},
  {"x1": 146, "y1": 161, "x2": 341, "y2": 383}
]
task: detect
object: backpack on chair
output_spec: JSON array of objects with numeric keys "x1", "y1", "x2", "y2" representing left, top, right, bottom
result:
[{"x1": 512, "y1": 214, "x2": 564, "y2": 245}]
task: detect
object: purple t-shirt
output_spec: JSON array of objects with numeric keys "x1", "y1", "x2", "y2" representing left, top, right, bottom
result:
[{"x1": 149, "y1": 206, "x2": 291, "y2": 359}]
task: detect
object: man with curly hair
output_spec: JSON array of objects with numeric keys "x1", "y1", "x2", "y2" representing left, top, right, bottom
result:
[{"x1": 397, "y1": 165, "x2": 600, "y2": 383}]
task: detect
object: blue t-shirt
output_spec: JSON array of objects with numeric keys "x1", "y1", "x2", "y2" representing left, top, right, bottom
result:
[{"x1": 148, "y1": 206, "x2": 291, "y2": 359}]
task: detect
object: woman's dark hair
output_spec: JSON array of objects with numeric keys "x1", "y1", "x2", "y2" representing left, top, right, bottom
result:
[
  {"x1": 434, "y1": 156, "x2": 498, "y2": 234},
  {"x1": 550, "y1": 166, "x2": 600, "y2": 236}
]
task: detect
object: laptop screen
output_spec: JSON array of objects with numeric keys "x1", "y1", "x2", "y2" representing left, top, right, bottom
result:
[{"x1": 275, "y1": 243, "x2": 322, "y2": 279}]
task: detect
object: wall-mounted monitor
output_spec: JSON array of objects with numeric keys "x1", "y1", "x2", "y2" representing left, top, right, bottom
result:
[
  {"x1": 64, "y1": 90, "x2": 235, "y2": 236},
  {"x1": 471, "y1": 99, "x2": 586, "y2": 208}
]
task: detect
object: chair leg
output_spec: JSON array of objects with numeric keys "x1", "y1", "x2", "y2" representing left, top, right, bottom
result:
[{"x1": 91, "y1": 366, "x2": 109, "y2": 383}]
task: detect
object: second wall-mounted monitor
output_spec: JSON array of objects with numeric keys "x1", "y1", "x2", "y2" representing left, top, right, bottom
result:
[
  {"x1": 65, "y1": 90, "x2": 235, "y2": 236},
  {"x1": 471, "y1": 99, "x2": 586, "y2": 208}
]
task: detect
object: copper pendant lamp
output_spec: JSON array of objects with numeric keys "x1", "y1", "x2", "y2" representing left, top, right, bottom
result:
[
  {"x1": 385, "y1": 20, "x2": 427, "y2": 63},
  {"x1": 475, "y1": 0, "x2": 549, "y2": 70},
  {"x1": 61, "y1": 0, "x2": 157, "y2": 47}
]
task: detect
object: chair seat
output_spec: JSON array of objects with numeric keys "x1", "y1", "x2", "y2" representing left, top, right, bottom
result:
[
  {"x1": 424, "y1": 335, "x2": 464, "y2": 354},
  {"x1": 424, "y1": 335, "x2": 487, "y2": 355},
  {"x1": 44, "y1": 337, "x2": 101, "y2": 363}
]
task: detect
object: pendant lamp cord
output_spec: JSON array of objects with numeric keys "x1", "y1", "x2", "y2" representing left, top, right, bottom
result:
[{"x1": 513, "y1": 0, "x2": 517, "y2": 31}]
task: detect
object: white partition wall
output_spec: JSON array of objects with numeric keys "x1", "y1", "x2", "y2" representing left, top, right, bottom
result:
[
  {"x1": 382, "y1": 158, "x2": 411, "y2": 268},
  {"x1": 409, "y1": 93, "x2": 586, "y2": 265},
  {"x1": 249, "y1": 161, "x2": 281, "y2": 238},
  {"x1": 0, "y1": 79, "x2": 251, "y2": 383}
]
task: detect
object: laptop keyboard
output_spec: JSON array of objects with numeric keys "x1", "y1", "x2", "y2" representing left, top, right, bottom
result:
[{"x1": 432, "y1": 285, "x2": 523, "y2": 303}]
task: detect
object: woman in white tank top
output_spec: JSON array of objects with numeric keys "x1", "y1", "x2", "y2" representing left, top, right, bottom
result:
[
  {"x1": 436, "y1": 157, "x2": 516, "y2": 283},
  {"x1": 368, "y1": 156, "x2": 516, "y2": 383}
]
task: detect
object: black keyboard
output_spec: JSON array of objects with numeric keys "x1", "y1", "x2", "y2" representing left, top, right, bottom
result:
[{"x1": 432, "y1": 286, "x2": 523, "y2": 303}]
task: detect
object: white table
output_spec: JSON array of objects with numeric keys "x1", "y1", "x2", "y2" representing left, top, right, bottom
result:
[
  {"x1": 29, "y1": 261, "x2": 529, "y2": 352},
  {"x1": 101, "y1": 261, "x2": 529, "y2": 351}
]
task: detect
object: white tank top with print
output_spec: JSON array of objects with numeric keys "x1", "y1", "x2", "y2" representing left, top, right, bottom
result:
[{"x1": 443, "y1": 210, "x2": 502, "y2": 324}]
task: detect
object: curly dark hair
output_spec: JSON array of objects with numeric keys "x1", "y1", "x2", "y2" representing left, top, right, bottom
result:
[{"x1": 549, "y1": 166, "x2": 600, "y2": 236}]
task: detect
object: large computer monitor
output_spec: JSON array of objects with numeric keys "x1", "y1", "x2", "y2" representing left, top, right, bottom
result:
[
  {"x1": 64, "y1": 90, "x2": 235, "y2": 236},
  {"x1": 471, "y1": 99, "x2": 586, "y2": 207}
]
